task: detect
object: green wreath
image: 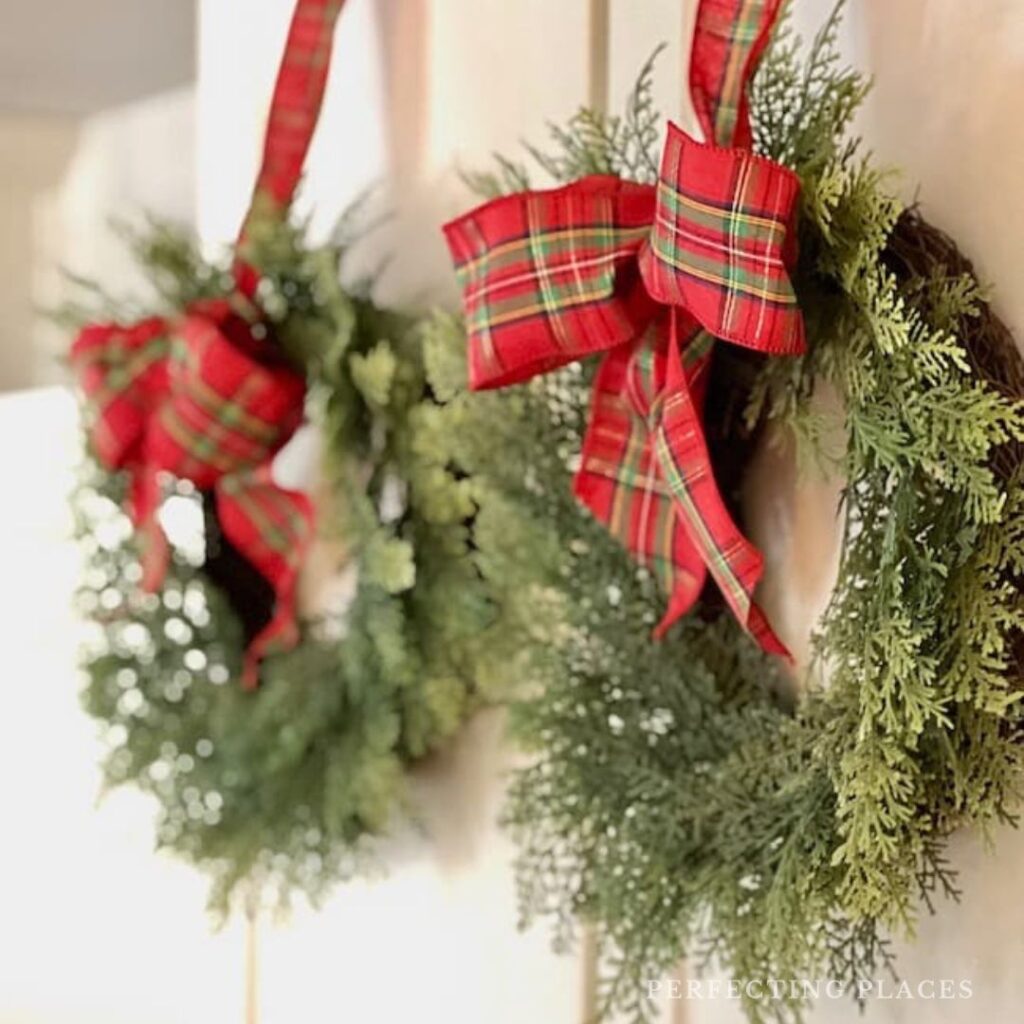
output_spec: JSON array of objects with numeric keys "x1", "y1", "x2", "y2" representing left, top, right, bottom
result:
[
  {"x1": 70, "y1": 213, "x2": 508, "y2": 912},
  {"x1": 429, "y1": 5, "x2": 1024, "y2": 1020},
  {"x1": 67, "y1": 0, "x2": 525, "y2": 913}
]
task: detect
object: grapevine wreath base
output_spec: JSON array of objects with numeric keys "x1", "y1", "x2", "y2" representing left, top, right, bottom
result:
[{"x1": 432, "y1": 5, "x2": 1024, "y2": 1022}]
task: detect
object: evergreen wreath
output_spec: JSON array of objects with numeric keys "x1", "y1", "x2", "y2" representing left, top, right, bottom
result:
[
  {"x1": 71, "y1": 217, "x2": 500, "y2": 912},
  {"x1": 431, "y1": 2, "x2": 1024, "y2": 1020},
  {"x1": 68, "y1": 0, "x2": 504, "y2": 912}
]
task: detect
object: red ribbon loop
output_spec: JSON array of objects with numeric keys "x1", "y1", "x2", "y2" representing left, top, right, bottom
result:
[
  {"x1": 639, "y1": 123, "x2": 803, "y2": 354},
  {"x1": 444, "y1": 0, "x2": 801, "y2": 657},
  {"x1": 443, "y1": 175, "x2": 656, "y2": 390},
  {"x1": 148, "y1": 305, "x2": 306, "y2": 488}
]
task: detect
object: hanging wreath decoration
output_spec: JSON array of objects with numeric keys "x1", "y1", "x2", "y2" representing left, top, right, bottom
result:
[
  {"x1": 70, "y1": 0, "x2": 502, "y2": 912},
  {"x1": 431, "y1": 0, "x2": 1024, "y2": 1019}
]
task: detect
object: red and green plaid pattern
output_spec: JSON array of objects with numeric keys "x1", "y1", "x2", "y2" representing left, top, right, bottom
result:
[
  {"x1": 689, "y1": 0, "x2": 783, "y2": 149},
  {"x1": 444, "y1": 0, "x2": 799, "y2": 656},
  {"x1": 70, "y1": 318, "x2": 170, "y2": 468},
  {"x1": 150, "y1": 306, "x2": 305, "y2": 488},
  {"x1": 654, "y1": 313, "x2": 788, "y2": 654},
  {"x1": 444, "y1": 176, "x2": 656, "y2": 390},
  {"x1": 250, "y1": 0, "x2": 345, "y2": 212},
  {"x1": 236, "y1": 0, "x2": 346, "y2": 299},
  {"x1": 71, "y1": 318, "x2": 174, "y2": 592},
  {"x1": 217, "y1": 465, "x2": 313, "y2": 688},
  {"x1": 640, "y1": 123, "x2": 802, "y2": 354},
  {"x1": 573, "y1": 323, "x2": 708, "y2": 637}
]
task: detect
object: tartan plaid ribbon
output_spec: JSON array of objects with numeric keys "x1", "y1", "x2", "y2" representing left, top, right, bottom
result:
[
  {"x1": 71, "y1": 0, "x2": 346, "y2": 687},
  {"x1": 235, "y1": 0, "x2": 346, "y2": 299},
  {"x1": 444, "y1": 0, "x2": 802, "y2": 656}
]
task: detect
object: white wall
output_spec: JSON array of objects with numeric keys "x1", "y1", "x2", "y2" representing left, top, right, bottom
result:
[
  {"x1": 0, "y1": 388, "x2": 247, "y2": 1024},
  {"x1": 0, "y1": 115, "x2": 77, "y2": 390},
  {"x1": 0, "y1": 87, "x2": 196, "y2": 392},
  {"x1": 0, "y1": 78, "x2": 241, "y2": 1024},
  {"x1": 50, "y1": 87, "x2": 197, "y2": 383},
  {"x1": 0, "y1": 1, "x2": 194, "y2": 115}
]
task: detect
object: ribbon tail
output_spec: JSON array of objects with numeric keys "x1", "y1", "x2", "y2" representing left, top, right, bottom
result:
[
  {"x1": 574, "y1": 342, "x2": 708, "y2": 637},
  {"x1": 652, "y1": 577, "x2": 705, "y2": 641},
  {"x1": 128, "y1": 464, "x2": 170, "y2": 593},
  {"x1": 215, "y1": 464, "x2": 314, "y2": 689},
  {"x1": 241, "y1": 608, "x2": 301, "y2": 691},
  {"x1": 653, "y1": 315, "x2": 790, "y2": 659}
]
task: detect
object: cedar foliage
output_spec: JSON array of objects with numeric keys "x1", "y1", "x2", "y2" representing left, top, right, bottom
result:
[{"x1": 428, "y1": 5, "x2": 1024, "y2": 1020}]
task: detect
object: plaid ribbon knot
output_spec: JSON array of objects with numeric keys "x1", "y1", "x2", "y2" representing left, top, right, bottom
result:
[
  {"x1": 71, "y1": 0, "x2": 346, "y2": 687},
  {"x1": 444, "y1": 0, "x2": 803, "y2": 656}
]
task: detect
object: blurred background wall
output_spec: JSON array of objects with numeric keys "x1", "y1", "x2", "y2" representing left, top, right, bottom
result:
[
  {"x1": 0, "y1": 9, "x2": 243, "y2": 1024},
  {"x1": 0, "y1": 1, "x2": 195, "y2": 391},
  {"x1": 0, "y1": 1, "x2": 1022, "y2": 1022}
]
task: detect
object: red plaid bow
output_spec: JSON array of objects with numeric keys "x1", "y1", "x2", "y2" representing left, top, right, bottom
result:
[
  {"x1": 444, "y1": 0, "x2": 802, "y2": 656},
  {"x1": 71, "y1": 0, "x2": 346, "y2": 687}
]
